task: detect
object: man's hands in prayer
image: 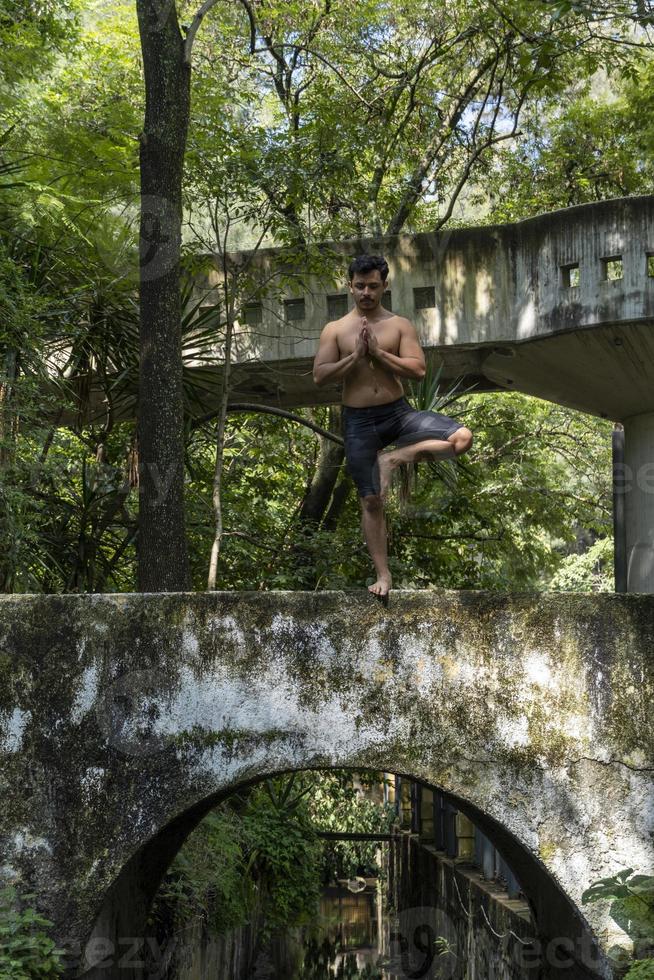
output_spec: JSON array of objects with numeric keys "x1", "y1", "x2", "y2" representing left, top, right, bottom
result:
[
  {"x1": 354, "y1": 320, "x2": 369, "y2": 361},
  {"x1": 360, "y1": 316, "x2": 380, "y2": 359}
]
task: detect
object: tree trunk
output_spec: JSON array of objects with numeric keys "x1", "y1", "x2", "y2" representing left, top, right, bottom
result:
[
  {"x1": 292, "y1": 407, "x2": 345, "y2": 587},
  {"x1": 0, "y1": 349, "x2": 18, "y2": 469},
  {"x1": 135, "y1": 0, "x2": 191, "y2": 591},
  {"x1": 298, "y1": 407, "x2": 344, "y2": 525},
  {"x1": 323, "y1": 476, "x2": 351, "y2": 532},
  {"x1": 207, "y1": 311, "x2": 234, "y2": 590}
]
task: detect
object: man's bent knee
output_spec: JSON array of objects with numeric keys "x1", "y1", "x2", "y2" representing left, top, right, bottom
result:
[
  {"x1": 450, "y1": 427, "x2": 473, "y2": 456},
  {"x1": 360, "y1": 494, "x2": 383, "y2": 513}
]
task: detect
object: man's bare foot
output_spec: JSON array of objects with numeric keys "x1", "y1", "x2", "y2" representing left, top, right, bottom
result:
[
  {"x1": 377, "y1": 451, "x2": 396, "y2": 500},
  {"x1": 368, "y1": 573, "x2": 392, "y2": 598}
]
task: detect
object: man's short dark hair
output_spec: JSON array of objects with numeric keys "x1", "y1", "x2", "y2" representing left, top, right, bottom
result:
[{"x1": 348, "y1": 254, "x2": 389, "y2": 282}]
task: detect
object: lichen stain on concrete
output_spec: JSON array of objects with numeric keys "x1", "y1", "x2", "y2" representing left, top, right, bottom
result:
[{"x1": 1, "y1": 707, "x2": 29, "y2": 752}]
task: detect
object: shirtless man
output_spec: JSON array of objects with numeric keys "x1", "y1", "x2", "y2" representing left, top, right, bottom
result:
[{"x1": 313, "y1": 254, "x2": 473, "y2": 599}]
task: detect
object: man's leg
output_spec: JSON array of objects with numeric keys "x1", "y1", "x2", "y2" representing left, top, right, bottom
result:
[
  {"x1": 360, "y1": 494, "x2": 392, "y2": 597},
  {"x1": 377, "y1": 427, "x2": 473, "y2": 499}
]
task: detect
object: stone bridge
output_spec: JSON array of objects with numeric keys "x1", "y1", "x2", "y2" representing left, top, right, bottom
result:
[{"x1": 1, "y1": 591, "x2": 653, "y2": 979}]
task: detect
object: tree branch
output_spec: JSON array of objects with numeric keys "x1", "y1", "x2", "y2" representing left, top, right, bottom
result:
[
  {"x1": 434, "y1": 123, "x2": 522, "y2": 233},
  {"x1": 236, "y1": 0, "x2": 257, "y2": 54},
  {"x1": 384, "y1": 51, "x2": 502, "y2": 234},
  {"x1": 192, "y1": 403, "x2": 345, "y2": 445},
  {"x1": 184, "y1": 0, "x2": 222, "y2": 65},
  {"x1": 395, "y1": 530, "x2": 504, "y2": 542},
  {"x1": 222, "y1": 530, "x2": 282, "y2": 553}
]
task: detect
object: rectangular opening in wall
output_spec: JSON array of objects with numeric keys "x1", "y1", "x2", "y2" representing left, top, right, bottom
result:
[
  {"x1": 561, "y1": 263, "x2": 580, "y2": 288},
  {"x1": 327, "y1": 294, "x2": 348, "y2": 319},
  {"x1": 602, "y1": 255, "x2": 623, "y2": 281},
  {"x1": 647, "y1": 253, "x2": 654, "y2": 277},
  {"x1": 383, "y1": 290, "x2": 393, "y2": 310},
  {"x1": 413, "y1": 286, "x2": 436, "y2": 311},
  {"x1": 242, "y1": 302, "x2": 263, "y2": 326},
  {"x1": 284, "y1": 298, "x2": 306, "y2": 322}
]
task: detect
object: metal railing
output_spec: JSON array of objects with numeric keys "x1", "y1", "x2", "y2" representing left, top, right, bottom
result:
[{"x1": 388, "y1": 775, "x2": 522, "y2": 900}]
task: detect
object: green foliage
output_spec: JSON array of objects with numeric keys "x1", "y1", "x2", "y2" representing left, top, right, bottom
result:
[
  {"x1": 154, "y1": 806, "x2": 256, "y2": 935},
  {"x1": 626, "y1": 961, "x2": 654, "y2": 979},
  {"x1": 480, "y1": 57, "x2": 654, "y2": 222},
  {"x1": 305, "y1": 772, "x2": 395, "y2": 883},
  {"x1": 161, "y1": 0, "x2": 652, "y2": 246},
  {"x1": 0, "y1": 0, "x2": 81, "y2": 88},
  {"x1": 0, "y1": 887, "x2": 64, "y2": 979},
  {"x1": 583, "y1": 870, "x2": 654, "y2": 968},
  {"x1": 152, "y1": 772, "x2": 394, "y2": 949},
  {"x1": 582, "y1": 869, "x2": 654, "y2": 906},
  {"x1": 548, "y1": 537, "x2": 614, "y2": 592},
  {"x1": 152, "y1": 776, "x2": 323, "y2": 942},
  {"x1": 243, "y1": 779, "x2": 323, "y2": 936}
]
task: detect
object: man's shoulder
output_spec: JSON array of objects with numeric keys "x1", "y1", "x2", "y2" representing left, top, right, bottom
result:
[
  {"x1": 323, "y1": 313, "x2": 356, "y2": 333},
  {"x1": 384, "y1": 312, "x2": 414, "y2": 330}
]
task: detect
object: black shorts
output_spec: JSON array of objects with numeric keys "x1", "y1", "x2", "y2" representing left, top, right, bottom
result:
[{"x1": 342, "y1": 396, "x2": 463, "y2": 498}]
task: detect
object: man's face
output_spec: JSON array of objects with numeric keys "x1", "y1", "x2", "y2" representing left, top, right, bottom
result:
[{"x1": 349, "y1": 269, "x2": 386, "y2": 312}]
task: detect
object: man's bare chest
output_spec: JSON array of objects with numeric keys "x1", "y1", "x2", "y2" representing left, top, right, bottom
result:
[{"x1": 337, "y1": 321, "x2": 401, "y2": 357}]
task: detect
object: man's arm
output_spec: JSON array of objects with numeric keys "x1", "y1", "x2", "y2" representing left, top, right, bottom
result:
[
  {"x1": 368, "y1": 318, "x2": 426, "y2": 380},
  {"x1": 313, "y1": 322, "x2": 365, "y2": 386}
]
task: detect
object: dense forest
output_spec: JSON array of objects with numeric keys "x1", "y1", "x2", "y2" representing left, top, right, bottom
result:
[{"x1": 1, "y1": 0, "x2": 653, "y2": 595}]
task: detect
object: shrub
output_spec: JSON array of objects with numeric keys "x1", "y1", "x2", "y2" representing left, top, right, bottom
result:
[{"x1": 0, "y1": 887, "x2": 64, "y2": 979}]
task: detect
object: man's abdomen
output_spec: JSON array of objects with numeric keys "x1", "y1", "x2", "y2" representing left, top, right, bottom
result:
[{"x1": 342, "y1": 370, "x2": 404, "y2": 408}]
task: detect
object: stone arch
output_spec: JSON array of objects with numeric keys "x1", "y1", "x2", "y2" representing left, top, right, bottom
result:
[
  {"x1": 3, "y1": 593, "x2": 652, "y2": 980},
  {"x1": 78, "y1": 765, "x2": 607, "y2": 980}
]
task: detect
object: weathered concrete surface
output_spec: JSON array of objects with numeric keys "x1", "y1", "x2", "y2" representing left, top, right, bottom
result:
[
  {"x1": 0, "y1": 591, "x2": 653, "y2": 978},
  {"x1": 624, "y1": 411, "x2": 654, "y2": 593}
]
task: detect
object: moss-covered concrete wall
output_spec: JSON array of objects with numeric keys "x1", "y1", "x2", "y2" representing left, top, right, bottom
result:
[{"x1": 0, "y1": 591, "x2": 653, "y2": 978}]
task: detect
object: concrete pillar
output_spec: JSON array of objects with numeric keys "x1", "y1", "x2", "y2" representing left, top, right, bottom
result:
[
  {"x1": 612, "y1": 425, "x2": 627, "y2": 592},
  {"x1": 623, "y1": 411, "x2": 654, "y2": 593}
]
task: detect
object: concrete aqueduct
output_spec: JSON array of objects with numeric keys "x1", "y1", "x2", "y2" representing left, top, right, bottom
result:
[{"x1": 1, "y1": 591, "x2": 653, "y2": 979}]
